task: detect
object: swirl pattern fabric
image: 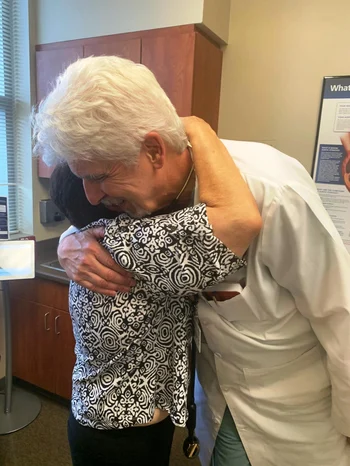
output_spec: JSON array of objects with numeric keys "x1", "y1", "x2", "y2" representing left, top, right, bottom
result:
[{"x1": 69, "y1": 204, "x2": 246, "y2": 429}]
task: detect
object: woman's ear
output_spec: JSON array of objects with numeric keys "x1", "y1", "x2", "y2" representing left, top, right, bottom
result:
[{"x1": 143, "y1": 132, "x2": 166, "y2": 168}]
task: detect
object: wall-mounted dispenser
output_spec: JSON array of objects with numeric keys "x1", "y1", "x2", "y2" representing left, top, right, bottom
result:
[{"x1": 39, "y1": 199, "x2": 65, "y2": 224}]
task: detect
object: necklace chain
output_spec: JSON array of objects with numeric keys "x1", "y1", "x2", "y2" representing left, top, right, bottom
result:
[{"x1": 175, "y1": 143, "x2": 194, "y2": 201}]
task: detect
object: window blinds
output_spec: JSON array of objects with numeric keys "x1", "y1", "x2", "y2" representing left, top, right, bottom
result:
[
  {"x1": 0, "y1": 0, "x2": 31, "y2": 235},
  {"x1": 0, "y1": 0, "x2": 16, "y2": 233}
]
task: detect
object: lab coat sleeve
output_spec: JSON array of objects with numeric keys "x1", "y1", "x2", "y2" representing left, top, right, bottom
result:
[{"x1": 261, "y1": 183, "x2": 350, "y2": 437}]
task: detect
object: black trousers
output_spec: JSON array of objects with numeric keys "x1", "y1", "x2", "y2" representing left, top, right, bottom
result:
[{"x1": 67, "y1": 410, "x2": 175, "y2": 466}]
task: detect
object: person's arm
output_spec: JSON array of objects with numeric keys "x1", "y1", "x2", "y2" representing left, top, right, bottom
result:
[
  {"x1": 97, "y1": 203, "x2": 246, "y2": 295},
  {"x1": 96, "y1": 119, "x2": 260, "y2": 294},
  {"x1": 185, "y1": 117, "x2": 261, "y2": 257},
  {"x1": 261, "y1": 181, "x2": 350, "y2": 437},
  {"x1": 58, "y1": 226, "x2": 136, "y2": 295}
]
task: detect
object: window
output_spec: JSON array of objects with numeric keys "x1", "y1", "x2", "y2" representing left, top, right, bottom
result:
[
  {"x1": 0, "y1": 0, "x2": 32, "y2": 236},
  {"x1": 0, "y1": 0, "x2": 16, "y2": 233}
]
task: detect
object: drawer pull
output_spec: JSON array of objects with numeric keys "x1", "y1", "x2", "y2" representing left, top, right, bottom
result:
[
  {"x1": 55, "y1": 315, "x2": 60, "y2": 335},
  {"x1": 44, "y1": 312, "x2": 50, "y2": 331}
]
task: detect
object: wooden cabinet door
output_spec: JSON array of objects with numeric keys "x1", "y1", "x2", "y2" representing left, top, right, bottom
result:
[
  {"x1": 36, "y1": 46, "x2": 83, "y2": 104},
  {"x1": 141, "y1": 32, "x2": 195, "y2": 116},
  {"x1": 11, "y1": 298, "x2": 55, "y2": 393},
  {"x1": 9, "y1": 278, "x2": 69, "y2": 312},
  {"x1": 54, "y1": 310, "x2": 76, "y2": 399},
  {"x1": 84, "y1": 38, "x2": 141, "y2": 63},
  {"x1": 36, "y1": 46, "x2": 83, "y2": 177},
  {"x1": 192, "y1": 33, "x2": 223, "y2": 133}
]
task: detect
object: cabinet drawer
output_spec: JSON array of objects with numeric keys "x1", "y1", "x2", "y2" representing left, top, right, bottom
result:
[
  {"x1": 9, "y1": 278, "x2": 69, "y2": 312},
  {"x1": 11, "y1": 297, "x2": 56, "y2": 393}
]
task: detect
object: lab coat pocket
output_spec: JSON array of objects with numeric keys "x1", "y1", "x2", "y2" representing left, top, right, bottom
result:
[
  {"x1": 243, "y1": 345, "x2": 331, "y2": 415},
  {"x1": 213, "y1": 286, "x2": 267, "y2": 322}
]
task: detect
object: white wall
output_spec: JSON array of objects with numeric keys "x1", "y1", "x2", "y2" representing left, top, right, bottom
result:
[
  {"x1": 203, "y1": 0, "x2": 231, "y2": 44},
  {"x1": 218, "y1": 0, "x2": 350, "y2": 173},
  {"x1": 34, "y1": 0, "x2": 232, "y2": 45},
  {"x1": 35, "y1": 0, "x2": 205, "y2": 44}
]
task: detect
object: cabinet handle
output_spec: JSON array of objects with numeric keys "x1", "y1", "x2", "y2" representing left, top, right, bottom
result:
[
  {"x1": 44, "y1": 312, "x2": 50, "y2": 331},
  {"x1": 55, "y1": 315, "x2": 60, "y2": 335}
]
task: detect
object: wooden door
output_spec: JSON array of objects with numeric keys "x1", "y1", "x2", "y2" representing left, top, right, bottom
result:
[
  {"x1": 54, "y1": 310, "x2": 76, "y2": 399},
  {"x1": 84, "y1": 38, "x2": 141, "y2": 63},
  {"x1": 141, "y1": 32, "x2": 195, "y2": 116},
  {"x1": 11, "y1": 298, "x2": 55, "y2": 393},
  {"x1": 36, "y1": 46, "x2": 83, "y2": 177}
]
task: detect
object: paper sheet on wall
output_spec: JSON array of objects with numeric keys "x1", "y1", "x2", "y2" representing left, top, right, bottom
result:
[{"x1": 313, "y1": 76, "x2": 350, "y2": 253}]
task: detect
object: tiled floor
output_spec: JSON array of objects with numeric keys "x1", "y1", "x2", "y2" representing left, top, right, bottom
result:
[{"x1": 0, "y1": 390, "x2": 200, "y2": 466}]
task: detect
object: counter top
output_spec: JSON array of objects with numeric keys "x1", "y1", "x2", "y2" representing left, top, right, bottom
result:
[{"x1": 35, "y1": 237, "x2": 69, "y2": 285}]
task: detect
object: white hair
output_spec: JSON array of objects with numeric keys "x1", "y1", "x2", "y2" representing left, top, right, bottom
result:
[{"x1": 32, "y1": 56, "x2": 188, "y2": 166}]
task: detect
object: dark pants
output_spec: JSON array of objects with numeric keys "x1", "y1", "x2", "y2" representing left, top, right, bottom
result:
[{"x1": 67, "y1": 410, "x2": 175, "y2": 466}]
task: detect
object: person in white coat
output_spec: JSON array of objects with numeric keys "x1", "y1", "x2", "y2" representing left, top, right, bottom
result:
[
  {"x1": 33, "y1": 56, "x2": 350, "y2": 466},
  {"x1": 195, "y1": 138, "x2": 350, "y2": 466}
]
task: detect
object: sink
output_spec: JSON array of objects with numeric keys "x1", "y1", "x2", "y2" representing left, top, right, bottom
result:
[{"x1": 41, "y1": 259, "x2": 65, "y2": 272}]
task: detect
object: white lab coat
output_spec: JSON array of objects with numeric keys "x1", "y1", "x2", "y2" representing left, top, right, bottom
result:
[{"x1": 195, "y1": 140, "x2": 350, "y2": 466}]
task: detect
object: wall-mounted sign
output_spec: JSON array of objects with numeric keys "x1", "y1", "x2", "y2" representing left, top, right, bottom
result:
[
  {"x1": 312, "y1": 76, "x2": 350, "y2": 253},
  {"x1": 0, "y1": 240, "x2": 35, "y2": 280},
  {"x1": 0, "y1": 197, "x2": 8, "y2": 240}
]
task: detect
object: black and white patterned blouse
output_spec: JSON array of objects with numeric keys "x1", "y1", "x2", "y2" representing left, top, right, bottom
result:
[{"x1": 69, "y1": 203, "x2": 246, "y2": 429}]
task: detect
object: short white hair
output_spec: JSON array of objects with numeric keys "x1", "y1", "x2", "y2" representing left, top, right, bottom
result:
[{"x1": 32, "y1": 56, "x2": 188, "y2": 166}]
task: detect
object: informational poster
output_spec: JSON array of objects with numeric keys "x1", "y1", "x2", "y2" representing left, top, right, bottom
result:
[
  {"x1": 0, "y1": 196, "x2": 8, "y2": 240},
  {"x1": 312, "y1": 76, "x2": 350, "y2": 253}
]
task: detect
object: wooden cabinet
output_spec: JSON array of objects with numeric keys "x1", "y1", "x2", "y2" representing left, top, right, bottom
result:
[
  {"x1": 9, "y1": 278, "x2": 75, "y2": 399},
  {"x1": 142, "y1": 30, "x2": 222, "y2": 129},
  {"x1": 36, "y1": 46, "x2": 83, "y2": 103},
  {"x1": 142, "y1": 32, "x2": 195, "y2": 117},
  {"x1": 84, "y1": 38, "x2": 141, "y2": 62},
  {"x1": 53, "y1": 310, "x2": 76, "y2": 399},
  {"x1": 11, "y1": 298, "x2": 56, "y2": 393},
  {"x1": 191, "y1": 33, "x2": 223, "y2": 133},
  {"x1": 36, "y1": 25, "x2": 223, "y2": 178}
]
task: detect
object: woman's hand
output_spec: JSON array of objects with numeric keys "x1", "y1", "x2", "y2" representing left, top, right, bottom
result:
[
  {"x1": 58, "y1": 227, "x2": 136, "y2": 296},
  {"x1": 182, "y1": 116, "x2": 217, "y2": 147}
]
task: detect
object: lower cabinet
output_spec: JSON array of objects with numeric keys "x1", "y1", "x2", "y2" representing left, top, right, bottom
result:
[
  {"x1": 54, "y1": 310, "x2": 76, "y2": 399},
  {"x1": 9, "y1": 278, "x2": 75, "y2": 399}
]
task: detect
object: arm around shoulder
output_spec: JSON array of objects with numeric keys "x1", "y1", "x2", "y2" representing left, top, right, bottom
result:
[{"x1": 186, "y1": 118, "x2": 262, "y2": 257}]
